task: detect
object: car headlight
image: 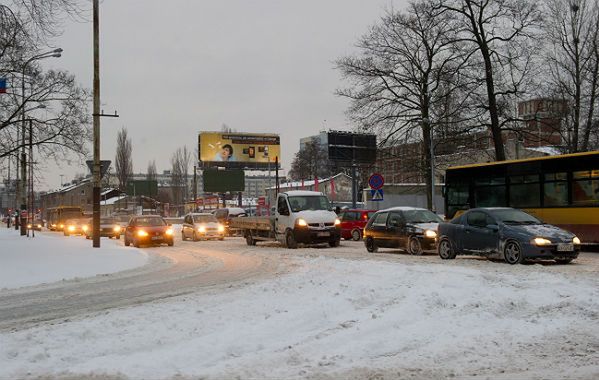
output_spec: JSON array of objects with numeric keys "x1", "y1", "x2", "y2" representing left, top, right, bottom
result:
[
  {"x1": 297, "y1": 218, "x2": 308, "y2": 227},
  {"x1": 52, "y1": 224, "x2": 57, "y2": 228},
  {"x1": 68, "y1": 225, "x2": 75, "y2": 232},
  {"x1": 113, "y1": 225, "x2": 121, "y2": 232},
  {"x1": 82, "y1": 225, "x2": 88, "y2": 232},
  {"x1": 137, "y1": 230, "x2": 148, "y2": 237},
  {"x1": 27, "y1": 224, "x2": 32, "y2": 229},
  {"x1": 533, "y1": 237, "x2": 552, "y2": 246},
  {"x1": 59, "y1": 224, "x2": 64, "y2": 229},
  {"x1": 424, "y1": 229, "x2": 437, "y2": 238},
  {"x1": 334, "y1": 218, "x2": 341, "y2": 226},
  {"x1": 165, "y1": 228, "x2": 174, "y2": 236},
  {"x1": 218, "y1": 224, "x2": 225, "y2": 233},
  {"x1": 37, "y1": 224, "x2": 42, "y2": 228},
  {"x1": 573, "y1": 236, "x2": 581, "y2": 245},
  {"x1": 198, "y1": 226, "x2": 206, "y2": 233}
]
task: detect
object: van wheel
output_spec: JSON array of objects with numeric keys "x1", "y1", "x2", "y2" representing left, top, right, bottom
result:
[
  {"x1": 555, "y1": 258, "x2": 574, "y2": 264},
  {"x1": 329, "y1": 239, "x2": 340, "y2": 247},
  {"x1": 285, "y1": 230, "x2": 298, "y2": 249},
  {"x1": 365, "y1": 237, "x2": 378, "y2": 253},
  {"x1": 438, "y1": 238, "x2": 456, "y2": 260},
  {"x1": 351, "y1": 229, "x2": 361, "y2": 241},
  {"x1": 504, "y1": 240, "x2": 524, "y2": 265},
  {"x1": 408, "y1": 236, "x2": 423, "y2": 255}
]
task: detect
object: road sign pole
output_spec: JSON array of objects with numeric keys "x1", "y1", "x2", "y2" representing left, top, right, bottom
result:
[{"x1": 352, "y1": 164, "x2": 357, "y2": 209}]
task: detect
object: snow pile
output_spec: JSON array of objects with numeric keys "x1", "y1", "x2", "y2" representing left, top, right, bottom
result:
[
  {"x1": 0, "y1": 228, "x2": 147, "y2": 289},
  {"x1": 1, "y1": 254, "x2": 597, "y2": 379}
]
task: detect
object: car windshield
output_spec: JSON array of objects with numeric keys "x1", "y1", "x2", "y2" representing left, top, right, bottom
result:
[
  {"x1": 403, "y1": 209, "x2": 443, "y2": 224},
  {"x1": 193, "y1": 215, "x2": 217, "y2": 223},
  {"x1": 489, "y1": 209, "x2": 542, "y2": 224},
  {"x1": 288, "y1": 196, "x2": 330, "y2": 212},
  {"x1": 101, "y1": 218, "x2": 117, "y2": 224},
  {"x1": 135, "y1": 217, "x2": 166, "y2": 227}
]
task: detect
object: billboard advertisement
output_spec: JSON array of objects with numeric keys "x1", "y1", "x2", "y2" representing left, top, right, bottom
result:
[{"x1": 199, "y1": 132, "x2": 280, "y2": 169}]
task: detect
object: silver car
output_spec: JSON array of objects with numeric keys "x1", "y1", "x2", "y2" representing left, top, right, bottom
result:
[{"x1": 181, "y1": 213, "x2": 225, "y2": 241}]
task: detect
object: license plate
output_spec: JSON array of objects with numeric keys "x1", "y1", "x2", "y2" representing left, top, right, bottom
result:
[
  {"x1": 557, "y1": 243, "x2": 573, "y2": 252},
  {"x1": 151, "y1": 236, "x2": 162, "y2": 241},
  {"x1": 317, "y1": 232, "x2": 330, "y2": 237}
]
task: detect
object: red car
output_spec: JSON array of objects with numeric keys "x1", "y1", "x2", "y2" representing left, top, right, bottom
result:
[
  {"x1": 124, "y1": 215, "x2": 174, "y2": 248},
  {"x1": 337, "y1": 209, "x2": 377, "y2": 241}
]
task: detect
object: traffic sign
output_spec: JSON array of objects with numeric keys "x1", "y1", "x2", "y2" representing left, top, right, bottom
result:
[
  {"x1": 368, "y1": 173, "x2": 384, "y2": 190},
  {"x1": 370, "y1": 189, "x2": 384, "y2": 201}
]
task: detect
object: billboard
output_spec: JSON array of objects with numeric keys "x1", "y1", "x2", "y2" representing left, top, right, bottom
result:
[
  {"x1": 327, "y1": 131, "x2": 377, "y2": 165},
  {"x1": 126, "y1": 180, "x2": 158, "y2": 197},
  {"x1": 203, "y1": 169, "x2": 245, "y2": 193},
  {"x1": 199, "y1": 132, "x2": 280, "y2": 169}
]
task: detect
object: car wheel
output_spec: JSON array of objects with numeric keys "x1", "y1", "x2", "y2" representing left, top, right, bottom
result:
[
  {"x1": 351, "y1": 229, "x2": 362, "y2": 241},
  {"x1": 115, "y1": 235, "x2": 120, "y2": 240},
  {"x1": 555, "y1": 258, "x2": 574, "y2": 264},
  {"x1": 181, "y1": 231, "x2": 186, "y2": 241},
  {"x1": 365, "y1": 237, "x2": 378, "y2": 253},
  {"x1": 193, "y1": 232, "x2": 199, "y2": 241},
  {"x1": 124, "y1": 236, "x2": 130, "y2": 246},
  {"x1": 285, "y1": 230, "x2": 298, "y2": 249},
  {"x1": 219, "y1": 237, "x2": 224, "y2": 241},
  {"x1": 64, "y1": 232, "x2": 69, "y2": 237},
  {"x1": 408, "y1": 236, "x2": 423, "y2": 255},
  {"x1": 134, "y1": 239, "x2": 140, "y2": 248},
  {"x1": 328, "y1": 239, "x2": 340, "y2": 247},
  {"x1": 168, "y1": 239, "x2": 174, "y2": 247},
  {"x1": 504, "y1": 240, "x2": 524, "y2": 265},
  {"x1": 438, "y1": 238, "x2": 456, "y2": 260},
  {"x1": 245, "y1": 232, "x2": 256, "y2": 246}
]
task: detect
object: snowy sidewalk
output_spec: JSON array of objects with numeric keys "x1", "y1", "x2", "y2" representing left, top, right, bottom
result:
[{"x1": 0, "y1": 228, "x2": 147, "y2": 289}]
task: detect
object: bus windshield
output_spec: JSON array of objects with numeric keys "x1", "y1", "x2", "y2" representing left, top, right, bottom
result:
[{"x1": 288, "y1": 196, "x2": 330, "y2": 212}]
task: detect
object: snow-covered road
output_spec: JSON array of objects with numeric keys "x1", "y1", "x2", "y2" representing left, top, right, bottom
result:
[{"x1": 1, "y1": 230, "x2": 598, "y2": 379}]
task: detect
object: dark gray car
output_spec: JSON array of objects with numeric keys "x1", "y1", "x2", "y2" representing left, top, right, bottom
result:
[{"x1": 437, "y1": 207, "x2": 581, "y2": 264}]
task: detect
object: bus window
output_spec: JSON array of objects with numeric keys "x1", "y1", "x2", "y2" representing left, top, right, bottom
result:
[
  {"x1": 544, "y1": 172, "x2": 568, "y2": 206},
  {"x1": 509, "y1": 175, "x2": 540, "y2": 208},
  {"x1": 572, "y1": 170, "x2": 599, "y2": 205}
]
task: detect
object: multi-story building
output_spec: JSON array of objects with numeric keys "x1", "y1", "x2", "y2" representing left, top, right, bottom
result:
[{"x1": 516, "y1": 98, "x2": 567, "y2": 147}]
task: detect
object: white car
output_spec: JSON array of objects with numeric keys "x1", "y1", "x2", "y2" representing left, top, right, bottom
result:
[{"x1": 181, "y1": 213, "x2": 225, "y2": 241}]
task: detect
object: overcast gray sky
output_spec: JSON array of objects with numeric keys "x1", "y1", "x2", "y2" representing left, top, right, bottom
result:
[{"x1": 39, "y1": 0, "x2": 406, "y2": 191}]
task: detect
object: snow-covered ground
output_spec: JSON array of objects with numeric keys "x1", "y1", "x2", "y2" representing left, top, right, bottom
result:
[
  {"x1": 1, "y1": 236, "x2": 598, "y2": 379},
  {"x1": 0, "y1": 228, "x2": 147, "y2": 289}
]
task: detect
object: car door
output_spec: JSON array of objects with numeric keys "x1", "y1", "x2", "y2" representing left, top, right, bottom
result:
[
  {"x1": 464, "y1": 211, "x2": 498, "y2": 252},
  {"x1": 184, "y1": 215, "x2": 193, "y2": 239},
  {"x1": 386, "y1": 212, "x2": 406, "y2": 248},
  {"x1": 370, "y1": 212, "x2": 389, "y2": 247},
  {"x1": 275, "y1": 195, "x2": 291, "y2": 237}
]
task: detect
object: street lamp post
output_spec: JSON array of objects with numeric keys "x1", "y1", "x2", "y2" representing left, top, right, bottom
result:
[{"x1": 19, "y1": 48, "x2": 62, "y2": 236}]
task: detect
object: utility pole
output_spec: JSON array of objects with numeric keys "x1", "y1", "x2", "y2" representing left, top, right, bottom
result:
[
  {"x1": 193, "y1": 165, "x2": 197, "y2": 211},
  {"x1": 92, "y1": 0, "x2": 101, "y2": 247}
]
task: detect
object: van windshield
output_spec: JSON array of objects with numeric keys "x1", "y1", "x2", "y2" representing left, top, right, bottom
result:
[{"x1": 288, "y1": 196, "x2": 330, "y2": 212}]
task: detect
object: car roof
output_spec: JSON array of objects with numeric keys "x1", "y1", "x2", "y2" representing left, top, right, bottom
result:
[
  {"x1": 189, "y1": 213, "x2": 213, "y2": 216},
  {"x1": 341, "y1": 209, "x2": 376, "y2": 212},
  {"x1": 379, "y1": 206, "x2": 431, "y2": 212},
  {"x1": 133, "y1": 215, "x2": 162, "y2": 219}
]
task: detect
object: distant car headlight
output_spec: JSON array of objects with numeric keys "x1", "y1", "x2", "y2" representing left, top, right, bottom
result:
[
  {"x1": 198, "y1": 226, "x2": 206, "y2": 233},
  {"x1": 533, "y1": 237, "x2": 552, "y2": 246},
  {"x1": 137, "y1": 230, "x2": 148, "y2": 237},
  {"x1": 334, "y1": 218, "x2": 341, "y2": 226},
  {"x1": 424, "y1": 229, "x2": 437, "y2": 238},
  {"x1": 27, "y1": 224, "x2": 32, "y2": 229},
  {"x1": 165, "y1": 228, "x2": 174, "y2": 236},
  {"x1": 82, "y1": 225, "x2": 88, "y2": 232},
  {"x1": 113, "y1": 225, "x2": 121, "y2": 232},
  {"x1": 573, "y1": 236, "x2": 581, "y2": 245},
  {"x1": 218, "y1": 224, "x2": 225, "y2": 233},
  {"x1": 37, "y1": 224, "x2": 42, "y2": 228},
  {"x1": 297, "y1": 218, "x2": 308, "y2": 227},
  {"x1": 59, "y1": 224, "x2": 64, "y2": 229},
  {"x1": 68, "y1": 225, "x2": 75, "y2": 232},
  {"x1": 52, "y1": 224, "x2": 57, "y2": 228}
]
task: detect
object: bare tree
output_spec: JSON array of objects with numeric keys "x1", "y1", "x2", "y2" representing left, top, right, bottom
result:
[
  {"x1": 146, "y1": 160, "x2": 157, "y2": 182},
  {"x1": 170, "y1": 146, "x2": 191, "y2": 215},
  {"x1": 288, "y1": 141, "x2": 332, "y2": 181},
  {"x1": 543, "y1": 0, "x2": 599, "y2": 152},
  {"x1": 114, "y1": 127, "x2": 133, "y2": 191},
  {"x1": 336, "y1": 1, "x2": 467, "y2": 209},
  {"x1": 0, "y1": 1, "x2": 90, "y2": 162},
  {"x1": 436, "y1": 0, "x2": 543, "y2": 161}
]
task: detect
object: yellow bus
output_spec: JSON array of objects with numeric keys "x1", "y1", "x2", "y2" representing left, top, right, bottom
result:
[
  {"x1": 47, "y1": 206, "x2": 84, "y2": 231},
  {"x1": 444, "y1": 151, "x2": 599, "y2": 244}
]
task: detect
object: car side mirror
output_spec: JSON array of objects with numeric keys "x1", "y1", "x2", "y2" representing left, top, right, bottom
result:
[{"x1": 486, "y1": 224, "x2": 499, "y2": 232}]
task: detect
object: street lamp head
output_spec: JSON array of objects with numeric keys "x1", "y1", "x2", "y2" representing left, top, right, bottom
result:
[{"x1": 53, "y1": 48, "x2": 63, "y2": 54}]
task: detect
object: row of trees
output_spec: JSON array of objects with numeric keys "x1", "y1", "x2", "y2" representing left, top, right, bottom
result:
[
  {"x1": 0, "y1": 1, "x2": 90, "y2": 165},
  {"x1": 113, "y1": 126, "x2": 192, "y2": 212},
  {"x1": 335, "y1": 0, "x2": 599, "y2": 209}
]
